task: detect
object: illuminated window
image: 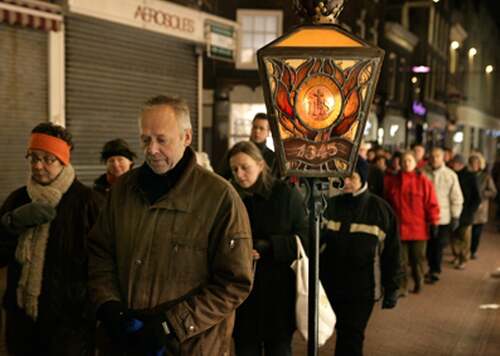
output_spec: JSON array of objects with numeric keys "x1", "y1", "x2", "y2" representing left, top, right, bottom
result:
[{"x1": 236, "y1": 9, "x2": 283, "y2": 69}]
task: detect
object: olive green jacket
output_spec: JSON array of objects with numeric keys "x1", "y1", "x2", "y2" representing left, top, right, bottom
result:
[{"x1": 88, "y1": 148, "x2": 253, "y2": 355}]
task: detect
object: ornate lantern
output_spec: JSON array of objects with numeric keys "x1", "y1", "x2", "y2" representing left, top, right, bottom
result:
[
  {"x1": 257, "y1": 0, "x2": 384, "y2": 178},
  {"x1": 257, "y1": 2, "x2": 384, "y2": 355}
]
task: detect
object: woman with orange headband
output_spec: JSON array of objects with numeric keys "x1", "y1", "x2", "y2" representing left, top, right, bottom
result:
[{"x1": 0, "y1": 122, "x2": 100, "y2": 355}]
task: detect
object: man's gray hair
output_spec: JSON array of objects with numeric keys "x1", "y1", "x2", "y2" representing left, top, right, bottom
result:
[
  {"x1": 431, "y1": 147, "x2": 444, "y2": 154},
  {"x1": 141, "y1": 95, "x2": 192, "y2": 132}
]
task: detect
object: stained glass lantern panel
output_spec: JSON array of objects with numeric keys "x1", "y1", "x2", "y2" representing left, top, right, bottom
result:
[{"x1": 258, "y1": 25, "x2": 384, "y2": 177}]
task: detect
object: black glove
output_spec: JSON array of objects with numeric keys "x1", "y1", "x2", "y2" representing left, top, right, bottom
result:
[
  {"x1": 1, "y1": 202, "x2": 56, "y2": 233},
  {"x1": 429, "y1": 225, "x2": 439, "y2": 239},
  {"x1": 382, "y1": 290, "x2": 398, "y2": 309},
  {"x1": 253, "y1": 239, "x2": 273, "y2": 258},
  {"x1": 128, "y1": 310, "x2": 173, "y2": 353},
  {"x1": 97, "y1": 301, "x2": 132, "y2": 343},
  {"x1": 450, "y1": 218, "x2": 460, "y2": 232}
]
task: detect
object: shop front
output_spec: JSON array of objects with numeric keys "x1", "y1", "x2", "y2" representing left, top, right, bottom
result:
[
  {"x1": 0, "y1": 0, "x2": 63, "y2": 203},
  {"x1": 65, "y1": 0, "x2": 236, "y2": 183}
]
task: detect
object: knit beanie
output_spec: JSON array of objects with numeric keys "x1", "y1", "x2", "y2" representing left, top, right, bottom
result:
[
  {"x1": 100, "y1": 139, "x2": 136, "y2": 162},
  {"x1": 450, "y1": 153, "x2": 466, "y2": 166}
]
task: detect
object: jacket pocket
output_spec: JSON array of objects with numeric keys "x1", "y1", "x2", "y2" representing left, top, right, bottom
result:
[{"x1": 168, "y1": 237, "x2": 209, "y2": 283}]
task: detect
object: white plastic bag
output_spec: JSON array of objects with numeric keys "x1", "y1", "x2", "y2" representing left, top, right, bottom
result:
[{"x1": 291, "y1": 235, "x2": 336, "y2": 346}]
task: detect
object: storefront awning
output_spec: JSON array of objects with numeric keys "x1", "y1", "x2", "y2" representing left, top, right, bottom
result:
[{"x1": 0, "y1": 0, "x2": 62, "y2": 31}]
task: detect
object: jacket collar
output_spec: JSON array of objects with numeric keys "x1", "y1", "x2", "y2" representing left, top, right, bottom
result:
[
  {"x1": 233, "y1": 175, "x2": 274, "y2": 200},
  {"x1": 337, "y1": 183, "x2": 369, "y2": 206},
  {"x1": 353, "y1": 182, "x2": 368, "y2": 197},
  {"x1": 131, "y1": 147, "x2": 198, "y2": 212},
  {"x1": 401, "y1": 170, "x2": 419, "y2": 178}
]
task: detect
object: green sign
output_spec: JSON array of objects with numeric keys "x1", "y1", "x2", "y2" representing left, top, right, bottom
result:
[{"x1": 206, "y1": 22, "x2": 235, "y2": 62}]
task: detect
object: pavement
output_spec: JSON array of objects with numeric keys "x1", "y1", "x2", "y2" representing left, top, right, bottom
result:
[
  {"x1": 293, "y1": 223, "x2": 500, "y2": 355},
  {"x1": 0, "y1": 226, "x2": 498, "y2": 355}
]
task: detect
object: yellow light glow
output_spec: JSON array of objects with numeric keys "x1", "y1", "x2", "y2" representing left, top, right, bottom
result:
[
  {"x1": 275, "y1": 28, "x2": 363, "y2": 48},
  {"x1": 450, "y1": 41, "x2": 459, "y2": 50},
  {"x1": 296, "y1": 76, "x2": 342, "y2": 130},
  {"x1": 469, "y1": 48, "x2": 477, "y2": 57},
  {"x1": 486, "y1": 65, "x2": 494, "y2": 74}
]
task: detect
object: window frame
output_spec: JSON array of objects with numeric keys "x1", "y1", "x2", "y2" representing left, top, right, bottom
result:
[{"x1": 236, "y1": 9, "x2": 283, "y2": 70}]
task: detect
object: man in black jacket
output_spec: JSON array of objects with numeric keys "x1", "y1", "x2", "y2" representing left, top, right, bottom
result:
[
  {"x1": 320, "y1": 157, "x2": 401, "y2": 356},
  {"x1": 450, "y1": 154, "x2": 481, "y2": 269},
  {"x1": 248, "y1": 113, "x2": 276, "y2": 172}
]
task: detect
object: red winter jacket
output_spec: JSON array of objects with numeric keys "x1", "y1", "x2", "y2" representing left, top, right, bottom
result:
[{"x1": 384, "y1": 171, "x2": 440, "y2": 241}]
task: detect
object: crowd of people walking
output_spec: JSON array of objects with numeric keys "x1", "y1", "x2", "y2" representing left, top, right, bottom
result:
[
  {"x1": 0, "y1": 102, "x2": 498, "y2": 356},
  {"x1": 363, "y1": 143, "x2": 497, "y2": 292}
]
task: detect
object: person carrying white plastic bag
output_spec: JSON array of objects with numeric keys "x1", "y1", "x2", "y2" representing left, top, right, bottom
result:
[{"x1": 291, "y1": 235, "x2": 336, "y2": 346}]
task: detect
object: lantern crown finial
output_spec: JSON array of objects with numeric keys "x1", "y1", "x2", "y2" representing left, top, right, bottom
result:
[{"x1": 294, "y1": 0, "x2": 345, "y2": 24}]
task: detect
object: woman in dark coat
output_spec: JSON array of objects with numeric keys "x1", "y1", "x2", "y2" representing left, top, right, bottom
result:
[
  {"x1": 93, "y1": 138, "x2": 136, "y2": 198},
  {"x1": 228, "y1": 141, "x2": 308, "y2": 356},
  {"x1": 0, "y1": 123, "x2": 100, "y2": 355},
  {"x1": 469, "y1": 153, "x2": 497, "y2": 259}
]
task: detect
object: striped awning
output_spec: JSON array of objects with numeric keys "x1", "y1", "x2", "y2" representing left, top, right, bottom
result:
[{"x1": 0, "y1": 0, "x2": 62, "y2": 31}]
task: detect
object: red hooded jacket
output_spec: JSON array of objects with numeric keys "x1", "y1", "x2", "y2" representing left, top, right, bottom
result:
[{"x1": 384, "y1": 171, "x2": 440, "y2": 241}]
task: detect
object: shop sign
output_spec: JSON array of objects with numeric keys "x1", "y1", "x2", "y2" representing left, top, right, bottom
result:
[
  {"x1": 205, "y1": 21, "x2": 235, "y2": 62},
  {"x1": 68, "y1": 0, "x2": 205, "y2": 43}
]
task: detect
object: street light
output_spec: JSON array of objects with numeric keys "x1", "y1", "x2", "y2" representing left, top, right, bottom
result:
[
  {"x1": 257, "y1": 2, "x2": 383, "y2": 178},
  {"x1": 485, "y1": 65, "x2": 494, "y2": 74},
  {"x1": 468, "y1": 47, "x2": 477, "y2": 58},
  {"x1": 257, "y1": 0, "x2": 384, "y2": 354},
  {"x1": 450, "y1": 41, "x2": 459, "y2": 50},
  {"x1": 412, "y1": 65, "x2": 431, "y2": 73}
]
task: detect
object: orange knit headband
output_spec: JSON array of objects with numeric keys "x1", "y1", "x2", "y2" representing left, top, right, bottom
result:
[{"x1": 28, "y1": 133, "x2": 71, "y2": 165}]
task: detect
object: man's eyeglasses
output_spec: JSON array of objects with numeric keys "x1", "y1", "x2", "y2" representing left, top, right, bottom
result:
[{"x1": 26, "y1": 154, "x2": 58, "y2": 166}]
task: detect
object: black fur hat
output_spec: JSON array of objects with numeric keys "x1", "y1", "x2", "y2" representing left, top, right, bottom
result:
[
  {"x1": 355, "y1": 156, "x2": 369, "y2": 186},
  {"x1": 100, "y1": 139, "x2": 136, "y2": 162}
]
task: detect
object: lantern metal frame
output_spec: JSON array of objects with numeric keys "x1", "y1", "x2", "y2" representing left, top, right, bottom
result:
[
  {"x1": 257, "y1": 24, "x2": 384, "y2": 178},
  {"x1": 257, "y1": 20, "x2": 385, "y2": 356}
]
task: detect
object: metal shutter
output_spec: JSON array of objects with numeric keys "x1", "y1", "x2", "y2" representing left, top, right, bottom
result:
[
  {"x1": 0, "y1": 24, "x2": 48, "y2": 204},
  {"x1": 65, "y1": 15, "x2": 198, "y2": 185}
]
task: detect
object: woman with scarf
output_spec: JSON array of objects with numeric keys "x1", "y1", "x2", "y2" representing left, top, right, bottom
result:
[
  {"x1": 0, "y1": 122, "x2": 101, "y2": 355},
  {"x1": 93, "y1": 138, "x2": 136, "y2": 199},
  {"x1": 228, "y1": 141, "x2": 308, "y2": 356}
]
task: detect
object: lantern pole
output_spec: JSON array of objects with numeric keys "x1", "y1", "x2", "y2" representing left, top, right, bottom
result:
[
  {"x1": 305, "y1": 177, "x2": 327, "y2": 355},
  {"x1": 257, "y1": 1, "x2": 382, "y2": 352},
  {"x1": 294, "y1": 2, "x2": 346, "y2": 355}
]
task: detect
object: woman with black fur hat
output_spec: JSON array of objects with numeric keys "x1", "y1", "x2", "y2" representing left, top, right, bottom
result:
[{"x1": 94, "y1": 139, "x2": 136, "y2": 198}]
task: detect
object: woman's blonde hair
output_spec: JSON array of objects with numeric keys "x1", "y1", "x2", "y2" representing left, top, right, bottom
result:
[{"x1": 469, "y1": 151, "x2": 486, "y2": 170}]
